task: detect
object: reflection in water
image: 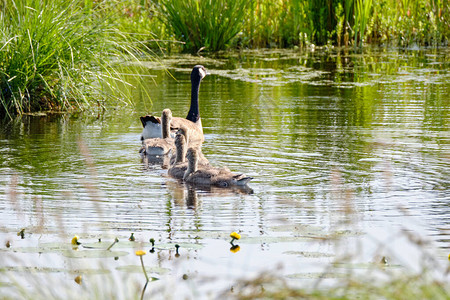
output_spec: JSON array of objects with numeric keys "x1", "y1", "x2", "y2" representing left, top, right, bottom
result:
[
  {"x1": 0, "y1": 48, "x2": 449, "y2": 296},
  {"x1": 185, "y1": 187, "x2": 197, "y2": 209},
  {"x1": 141, "y1": 152, "x2": 173, "y2": 170},
  {"x1": 165, "y1": 178, "x2": 254, "y2": 210}
]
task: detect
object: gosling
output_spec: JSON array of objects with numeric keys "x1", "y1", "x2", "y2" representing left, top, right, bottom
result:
[
  {"x1": 168, "y1": 128, "x2": 209, "y2": 179},
  {"x1": 183, "y1": 148, "x2": 253, "y2": 187},
  {"x1": 140, "y1": 109, "x2": 174, "y2": 156}
]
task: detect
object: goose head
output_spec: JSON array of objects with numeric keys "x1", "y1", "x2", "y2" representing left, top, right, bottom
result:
[
  {"x1": 174, "y1": 129, "x2": 187, "y2": 163},
  {"x1": 177, "y1": 125, "x2": 190, "y2": 145},
  {"x1": 162, "y1": 109, "x2": 172, "y2": 122},
  {"x1": 191, "y1": 65, "x2": 207, "y2": 83},
  {"x1": 186, "y1": 147, "x2": 198, "y2": 163},
  {"x1": 184, "y1": 147, "x2": 199, "y2": 180},
  {"x1": 161, "y1": 109, "x2": 172, "y2": 139}
]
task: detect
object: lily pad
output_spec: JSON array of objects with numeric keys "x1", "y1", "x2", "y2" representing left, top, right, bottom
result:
[
  {"x1": 270, "y1": 224, "x2": 325, "y2": 234},
  {"x1": 333, "y1": 262, "x2": 403, "y2": 269},
  {"x1": 323, "y1": 230, "x2": 365, "y2": 238},
  {"x1": 62, "y1": 250, "x2": 129, "y2": 258},
  {"x1": 68, "y1": 268, "x2": 111, "y2": 275},
  {"x1": 0, "y1": 266, "x2": 66, "y2": 273},
  {"x1": 186, "y1": 231, "x2": 230, "y2": 239},
  {"x1": 116, "y1": 265, "x2": 170, "y2": 275},
  {"x1": 286, "y1": 272, "x2": 347, "y2": 279},
  {"x1": 0, "y1": 266, "x2": 110, "y2": 275},
  {"x1": 240, "y1": 236, "x2": 312, "y2": 244},
  {"x1": 283, "y1": 251, "x2": 334, "y2": 258},
  {"x1": 156, "y1": 243, "x2": 203, "y2": 250},
  {"x1": 9, "y1": 244, "x2": 73, "y2": 254},
  {"x1": 80, "y1": 240, "x2": 154, "y2": 250}
]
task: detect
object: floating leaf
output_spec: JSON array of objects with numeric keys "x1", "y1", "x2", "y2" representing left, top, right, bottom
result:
[
  {"x1": 62, "y1": 250, "x2": 129, "y2": 258},
  {"x1": 10, "y1": 244, "x2": 73, "y2": 254},
  {"x1": 284, "y1": 251, "x2": 334, "y2": 258},
  {"x1": 333, "y1": 262, "x2": 403, "y2": 269},
  {"x1": 82, "y1": 241, "x2": 151, "y2": 250},
  {"x1": 187, "y1": 231, "x2": 229, "y2": 239},
  {"x1": 156, "y1": 243, "x2": 203, "y2": 250},
  {"x1": 0, "y1": 266, "x2": 65, "y2": 273},
  {"x1": 286, "y1": 272, "x2": 347, "y2": 279},
  {"x1": 69, "y1": 268, "x2": 110, "y2": 275},
  {"x1": 270, "y1": 224, "x2": 325, "y2": 235},
  {"x1": 240, "y1": 236, "x2": 312, "y2": 244},
  {"x1": 116, "y1": 265, "x2": 169, "y2": 275},
  {"x1": 0, "y1": 266, "x2": 110, "y2": 275}
]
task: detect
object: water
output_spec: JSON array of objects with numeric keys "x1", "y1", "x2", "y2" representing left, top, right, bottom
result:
[{"x1": 0, "y1": 48, "x2": 449, "y2": 298}]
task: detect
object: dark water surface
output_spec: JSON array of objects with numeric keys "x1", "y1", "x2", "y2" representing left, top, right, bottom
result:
[{"x1": 0, "y1": 48, "x2": 449, "y2": 297}]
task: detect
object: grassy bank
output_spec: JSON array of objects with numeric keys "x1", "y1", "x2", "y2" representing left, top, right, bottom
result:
[
  {"x1": 0, "y1": 0, "x2": 153, "y2": 118},
  {"x1": 158, "y1": 0, "x2": 449, "y2": 52}
]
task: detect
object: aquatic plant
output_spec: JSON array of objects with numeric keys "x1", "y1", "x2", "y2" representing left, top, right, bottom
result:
[
  {"x1": 71, "y1": 236, "x2": 81, "y2": 246},
  {"x1": 0, "y1": 0, "x2": 153, "y2": 118},
  {"x1": 354, "y1": 0, "x2": 373, "y2": 46},
  {"x1": 237, "y1": 0, "x2": 449, "y2": 48},
  {"x1": 230, "y1": 232, "x2": 241, "y2": 244},
  {"x1": 158, "y1": 0, "x2": 251, "y2": 52}
]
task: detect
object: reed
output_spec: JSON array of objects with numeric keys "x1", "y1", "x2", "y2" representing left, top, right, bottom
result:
[
  {"x1": 0, "y1": 0, "x2": 152, "y2": 118},
  {"x1": 158, "y1": 0, "x2": 251, "y2": 53},
  {"x1": 354, "y1": 0, "x2": 373, "y2": 47}
]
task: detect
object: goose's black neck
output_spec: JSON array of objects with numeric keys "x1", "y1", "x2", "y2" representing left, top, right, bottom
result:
[{"x1": 186, "y1": 76, "x2": 201, "y2": 123}]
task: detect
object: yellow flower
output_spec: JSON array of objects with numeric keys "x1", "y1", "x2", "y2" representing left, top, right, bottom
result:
[
  {"x1": 230, "y1": 232, "x2": 241, "y2": 240},
  {"x1": 230, "y1": 245, "x2": 241, "y2": 253},
  {"x1": 135, "y1": 250, "x2": 146, "y2": 256},
  {"x1": 71, "y1": 236, "x2": 81, "y2": 245},
  {"x1": 448, "y1": 253, "x2": 450, "y2": 261}
]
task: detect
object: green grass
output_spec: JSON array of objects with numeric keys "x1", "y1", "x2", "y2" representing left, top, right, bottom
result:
[
  {"x1": 153, "y1": 0, "x2": 449, "y2": 49},
  {"x1": 158, "y1": 0, "x2": 251, "y2": 53},
  {"x1": 0, "y1": 0, "x2": 153, "y2": 118}
]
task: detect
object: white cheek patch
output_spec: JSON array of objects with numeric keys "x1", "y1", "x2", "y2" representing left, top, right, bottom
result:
[{"x1": 199, "y1": 68, "x2": 206, "y2": 79}]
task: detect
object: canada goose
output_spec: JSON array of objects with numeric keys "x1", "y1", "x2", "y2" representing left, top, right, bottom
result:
[
  {"x1": 183, "y1": 148, "x2": 253, "y2": 187},
  {"x1": 168, "y1": 128, "x2": 209, "y2": 179},
  {"x1": 140, "y1": 65, "x2": 207, "y2": 144},
  {"x1": 140, "y1": 109, "x2": 174, "y2": 156}
]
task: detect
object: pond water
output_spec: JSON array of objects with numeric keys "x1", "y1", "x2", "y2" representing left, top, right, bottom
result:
[{"x1": 0, "y1": 48, "x2": 449, "y2": 298}]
